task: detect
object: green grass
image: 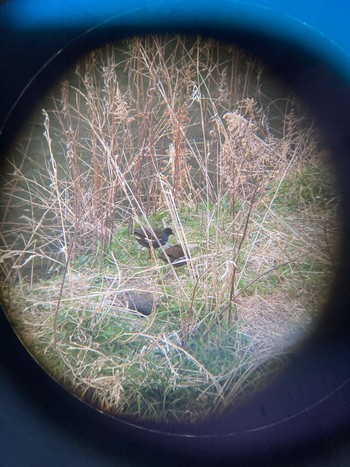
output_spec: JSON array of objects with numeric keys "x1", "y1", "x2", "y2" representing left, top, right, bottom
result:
[
  {"x1": 267, "y1": 164, "x2": 338, "y2": 212},
  {"x1": 3, "y1": 159, "x2": 339, "y2": 423},
  {"x1": 0, "y1": 34, "x2": 340, "y2": 425}
]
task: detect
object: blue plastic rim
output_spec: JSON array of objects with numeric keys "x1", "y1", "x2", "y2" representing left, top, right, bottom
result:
[
  {"x1": 3, "y1": 0, "x2": 350, "y2": 77},
  {"x1": 1, "y1": 0, "x2": 350, "y2": 151},
  {"x1": 1, "y1": 0, "x2": 350, "y2": 463}
]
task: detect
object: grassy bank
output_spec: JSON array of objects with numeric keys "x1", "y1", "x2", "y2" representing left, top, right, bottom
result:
[{"x1": 0, "y1": 35, "x2": 340, "y2": 423}]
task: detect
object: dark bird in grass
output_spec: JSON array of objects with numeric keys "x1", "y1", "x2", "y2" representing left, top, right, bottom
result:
[
  {"x1": 122, "y1": 290, "x2": 156, "y2": 316},
  {"x1": 133, "y1": 227, "x2": 173, "y2": 250},
  {"x1": 159, "y1": 244, "x2": 187, "y2": 267}
]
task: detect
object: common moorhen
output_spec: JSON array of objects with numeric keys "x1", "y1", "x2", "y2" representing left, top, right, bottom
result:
[
  {"x1": 159, "y1": 244, "x2": 187, "y2": 267},
  {"x1": 122, "y1": 290, "x2": 156, "y2": 316},
  {"x1": 134, "y1": 227, "x2": 173, "y2": 250}
]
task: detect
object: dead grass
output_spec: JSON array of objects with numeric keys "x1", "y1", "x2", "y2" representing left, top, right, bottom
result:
[
  {"x1": 237, "y1": 292, "x2": 313, "y2": 354},
  {"x1": 0, "y1": 35, "x2": 340, "y2": 423}
]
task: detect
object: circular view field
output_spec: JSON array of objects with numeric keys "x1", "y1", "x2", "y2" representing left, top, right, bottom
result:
[{"x1": 0, "y1": 35, "x2": 340, "y2": 424}]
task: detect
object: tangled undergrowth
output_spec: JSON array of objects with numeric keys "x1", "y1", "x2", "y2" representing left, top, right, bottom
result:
[{"x1": 0, "y1": 35, "x2": 340, "y2": 423}]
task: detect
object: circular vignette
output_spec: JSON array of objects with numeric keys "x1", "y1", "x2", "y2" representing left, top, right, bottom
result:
[{"x1": 1, "y1": 16, "x2": 350, "y2": 467}]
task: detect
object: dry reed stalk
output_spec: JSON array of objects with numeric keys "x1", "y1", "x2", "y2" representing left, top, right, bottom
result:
[{"x1": 0, "y1": 35, "x2": 340, "y2": 424}]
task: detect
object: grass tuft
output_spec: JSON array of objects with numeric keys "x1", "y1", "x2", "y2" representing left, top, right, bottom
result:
[{"x1": 0, "y1": 35, "x2": 340, "y2": 423}]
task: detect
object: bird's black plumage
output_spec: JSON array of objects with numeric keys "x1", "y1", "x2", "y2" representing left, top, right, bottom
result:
[{"x1": 134, "y1": 227, "x2": 173, "y2": 249}]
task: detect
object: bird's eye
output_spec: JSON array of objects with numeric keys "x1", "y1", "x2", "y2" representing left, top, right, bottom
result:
[{"x1": 0, "y1": 33, "x2": 341, "y2": 428}]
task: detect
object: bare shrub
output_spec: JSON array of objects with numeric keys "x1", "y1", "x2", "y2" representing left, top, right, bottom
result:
[{"x1": 0, "y1": 35, "x2": 340, "y2": 423}]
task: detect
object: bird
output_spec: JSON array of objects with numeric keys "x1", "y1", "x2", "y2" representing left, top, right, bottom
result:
[
  {"x1": 159, "y1": 244, "x2": 187, "y2": 267},
  {"x1": 122, "y1": 290, "x2": 156, "y2": 316},
  {"x1": 133, "y1": 227, "x2": 173, "y2": 250}
]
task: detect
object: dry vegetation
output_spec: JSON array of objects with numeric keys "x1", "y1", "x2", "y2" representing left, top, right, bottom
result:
[{"x1": 0, "y1": 35, "x2": 340, "y2": 423}]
